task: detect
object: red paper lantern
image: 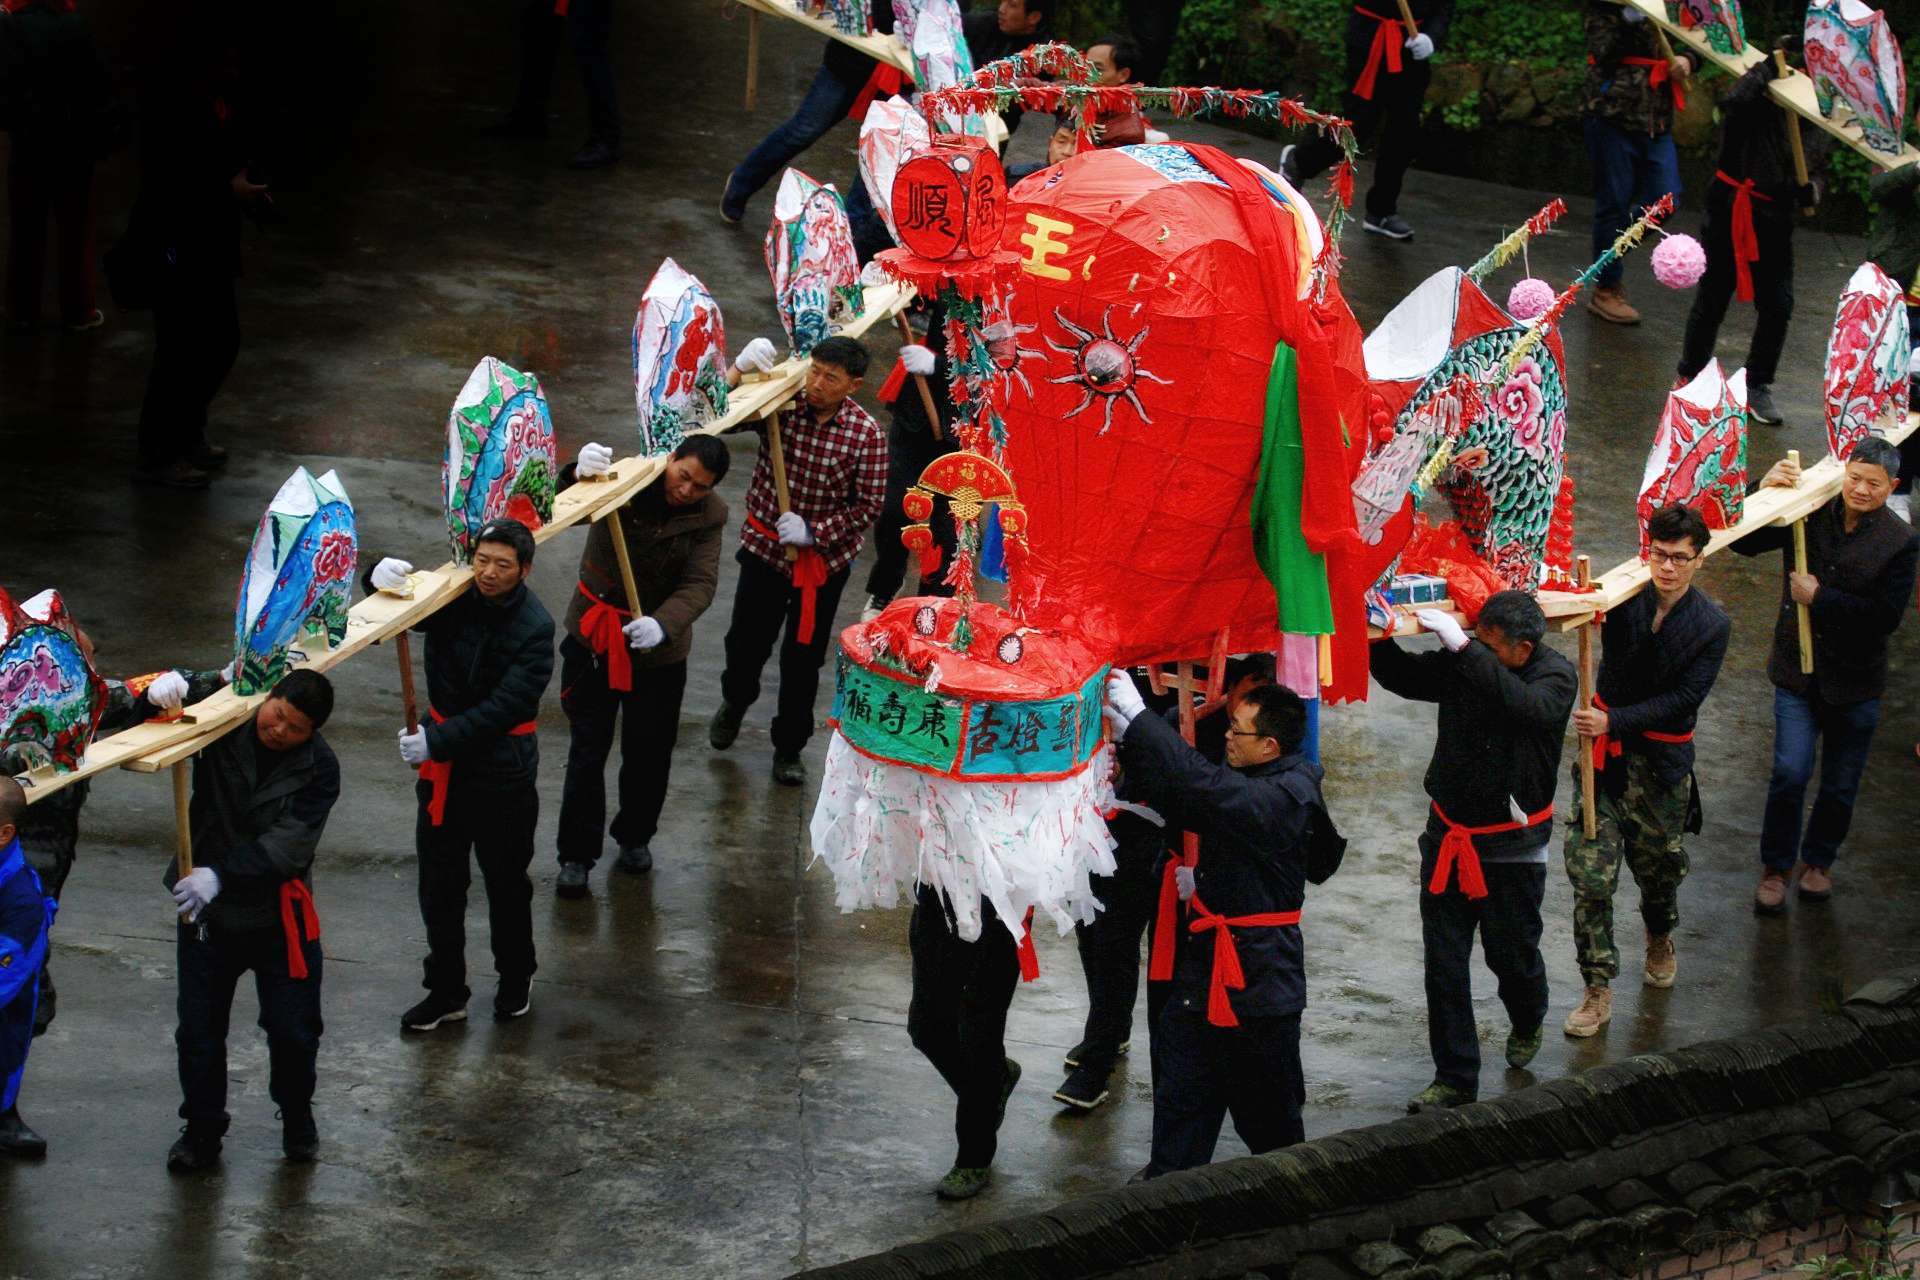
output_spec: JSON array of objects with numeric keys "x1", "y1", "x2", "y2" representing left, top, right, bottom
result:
[{"x1": 891, "y1": 135, "x2": 1008, "y2": 262}]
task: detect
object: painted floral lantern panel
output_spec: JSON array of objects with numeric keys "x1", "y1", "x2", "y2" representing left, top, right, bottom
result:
[
  {"x1": 1805, "y1": 0, "x2": 1908, "y2": 155},
  {"x1": 1667, "y1": 0, "x2": 1745, "y2": 54},
  {"x1": 444, "y1": 356, "x2": 557, "y2": 564},
  {"x1": 904, "y1": 0, "x2": 983, "y2": 137},
  {"x1": 633, "y1": 257, "x2": 729, "y2": 456},
  {"x1": 231, "y1": 468, "x2": 357, "y2": 696},
  {"x1": 1636, "y1": 360, "x2": 1748, "y2": 555},
  {"x1": 0, "y1": 587, "x2": 107, "y2": 774},
  {"x1": 764, "y1": 168, "x2": 864, "y2": 358},
  {"x1": 859, "y1": 93, "x2": 931, "y2": 242},
  {"x1": 802, "y1": 0, "x2": 870, "y2": 36},
  {"x1": 1823, "y1": 261, "x2": 1912, "y2": 460},
  {"x1": 1363, "y1": 266, "x2": 1570, "y2": 592}
]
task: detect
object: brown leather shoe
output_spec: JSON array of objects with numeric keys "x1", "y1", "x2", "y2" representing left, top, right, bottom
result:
[
  {"x1": 1795, "y1": 863, "x2": 1833, "y2": 902},
  {"x1": 1644, "y1": 933, "x2": 1677, "y2": 988},
  {"x1": 1754, "y1": 871, "x2": 1788, "y2": 915},
  {"x1": 1563, "y1": 984, "x2": 1612, "y2": 1037},
  {"x1": 1587, "y1": 285, "x2": 1642, "y2": 325}
]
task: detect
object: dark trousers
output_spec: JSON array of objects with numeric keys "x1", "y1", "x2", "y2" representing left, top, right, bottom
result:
[
  {"x1": 1147, "y1": 1007, "x2": 1303, "y2": 1176},
  {"x1": 908, "y1": 886, "x2": 1021, "y2": 1169},
  {"x1": 720, "y1": 549, "x2": 851, "y2": 754},
  {"x1": 1679, "y1": 188, "x2": 1794, "y2": 387},
  {"x1": 729, "y1": 58, "x2": 868, "y2": 208},
  {"x1": 18, "y1": 832, "x2": 71, "y2": 1036},
  {"x1": 1125, "y1": 0, "x2": 1187, "y2": 83},
  {"x1": 176, "y1": 923, "x2": 323, "y2": 1135},
  {"x1": 508, "y1": 0, "x2": 619, "y2": 143},
  {"x1": 1584, "y1": 116, "x2": 1682, "y2": 290},
  {"x1": 5, "y1": 153, "x2": 96, "y2": 325},
  {"x1": 1417, "y1": 834, "x2": 1548, "y2": 1095},
  {"x1": 864, "y1": 423, "x2": 958, "y2": 604},
  {"x1": 556, "y1": 637, "x2": 687, "y2": 865},
  {"x1": 1761, "y1": 687, "x2": 1881, "y2": 872},
  {"x1": 1291, "y1": 61, "x2": 1430, "y2": 219},
  {"x1": 136, "y1": 265, "x2": 239, "y2": 467},
  {"x1": 1070, "y1": 826, "x2": 1162, "y2": 1071},
  {"x1": 416, "y1": 778, "x2": 539, "y2": 1001}
]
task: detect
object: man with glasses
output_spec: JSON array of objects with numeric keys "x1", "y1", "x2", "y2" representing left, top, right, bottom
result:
[{"x1": 1561, "y1": 505, "x2": 1730, "y2": 1038}]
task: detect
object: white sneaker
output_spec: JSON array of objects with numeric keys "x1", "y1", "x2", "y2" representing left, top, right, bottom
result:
[{"x1": 1889, "y1": 492, "x2": 1911, "y2": 523}]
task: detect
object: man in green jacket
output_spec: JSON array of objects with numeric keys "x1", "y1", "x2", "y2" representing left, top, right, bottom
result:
[{"x1": 553, "y1": 435, "x2": 730, "y2": 894}]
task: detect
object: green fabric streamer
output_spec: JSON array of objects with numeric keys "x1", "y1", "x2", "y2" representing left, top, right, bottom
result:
[{"x1": 1251, "y1": 343, "x2": 1335, "y2": 636}]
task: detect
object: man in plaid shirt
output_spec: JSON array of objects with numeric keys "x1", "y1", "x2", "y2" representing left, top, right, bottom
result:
[{"x1": 711, "y1": 335, "x2": 887, "y2": 786}]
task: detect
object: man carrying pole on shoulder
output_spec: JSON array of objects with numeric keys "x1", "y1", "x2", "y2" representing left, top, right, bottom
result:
[
  {"x1": 366, "y1": 519, "x2": 555, "y2": 1032},
  {"x1": 1370, "y1": 590, "x2": 1576, "y2": 1111},
  {"x1": 1562, "y1": 505, "x2": 1730, "y2": 1038},
  {"x1": 552, "y1": 434, "x2": 730, "y2": 894}
]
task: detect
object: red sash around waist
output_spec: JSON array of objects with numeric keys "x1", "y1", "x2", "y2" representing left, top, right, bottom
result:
[
  {"x1": 279, "y1": 880, "x2": 321, "y2": 980},
  {"x1": 1716, "y1": 169, "x2": 1772, "y2": 304},
  {"x1": 1352, "y1": 6, "x2": 1415, "y2": 100},
  {"x1": 1620, "y1": 54, "x2": 1686, "y2": 112},
  {"x1": 745, "y1": 513, "x2": 829, "y2": 645},
  {"x1": 419, "y1": 707, "x2": 538, "y2": 828},
  {"x1": 1428, "y1": 800, "x2": 1554, "y2": 900},
  {"x1": 576, "y1": 580, "x2": 633, "y2": 694},
  {"x1": 1590, "y1": 695, "x2": 1694, "y2": 771},
  {"x1": 1147, "y1": 845, "x2": 1302, "y2": 1028}
]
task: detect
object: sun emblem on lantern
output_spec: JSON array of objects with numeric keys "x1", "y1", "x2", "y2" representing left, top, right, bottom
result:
[{"x1": 1046, "y1": 305, "x2": 1170, "y2": 432}]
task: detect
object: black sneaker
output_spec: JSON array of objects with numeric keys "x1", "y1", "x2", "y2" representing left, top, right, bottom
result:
[
  {"x1": 401, "y1": 992, "x2": 468, "y2": 1033},
  {"x1": 0, "y1": 1105, "x2": 47, "y2": 1158},
  {"x1": 772, "y1": 753, "x2": 806, "y2": 787},
  {"x1": 615, "y1": 844, "x2": 653, "y2": 874},
  {"x1": 709, "y1": 700, "x2": 746, "y2": 750},
  {"x1": 555, "y1": 862, "x2": 591, "y2": 897},
  {"x1": 720, "y1": 172, "x2": 746, "y2": 224},
  {"x1": 190, "y1": 442, "x2": 230, "y2": 470},
  {"x1": 1364, "y1": 213, "x2": 1415, "y2": 241},
  {"x1": 279, "y1": 1108, "x2": 318, "y2": 1163},
  {"x1": 1051, "y1": 1061, "x2": 1112, "y2": 1111},
  {"x1": 569, "y1": 138, "x2": 620, "y2": 170},
  {"x1": 166, "y1": 1127, "x2": 222, "y2": 1173},
  {"x1": 1747, "y1": 382, "x2": 1783, "y2": 425},
  {"x1": 1063, "y1": 1037, "x2": 1130, "y2": 1070},
  {"x1": 494, "y1": 976, "x2": 532, "y2": 1021}
]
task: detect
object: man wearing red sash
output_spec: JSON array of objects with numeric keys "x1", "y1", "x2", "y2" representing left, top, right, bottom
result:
[
  {"x1": 552, "y1": 435, "x2": 729, "y2": 894},
  {"x1": 368, "y1": 520, "x2": 555, "y2": 1033},
  {"x1": 1562, "y1": 505, "x2": 1729, "y2": 1038},
  {"x1": 1104, "y1": 676, "x2": 1345, "y2": 1177},
  {"x1": 1370, "y1": 591, "x2": 1575, "y2": 1111}
]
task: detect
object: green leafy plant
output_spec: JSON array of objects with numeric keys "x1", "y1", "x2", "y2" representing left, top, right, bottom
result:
[
  {"x1": 1794, "y1": 1214, "x2": 1920, "y2": 1279},
  {"x1": 1441, "y1": 90, "x2": 1483, "y2": 132}
]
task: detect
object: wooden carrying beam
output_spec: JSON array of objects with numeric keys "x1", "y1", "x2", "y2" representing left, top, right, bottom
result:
[{"x1": 21, "y1": 283, "x2": 915, "y2": 805}]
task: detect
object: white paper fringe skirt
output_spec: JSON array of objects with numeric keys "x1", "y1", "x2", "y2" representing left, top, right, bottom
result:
[{"x1": 809, "y1": 731, "x2": 1119, "y2": 946}]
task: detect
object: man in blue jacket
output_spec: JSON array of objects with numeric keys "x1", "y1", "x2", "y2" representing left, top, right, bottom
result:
[
  {"x1": 1105, "y1": 675, "x2": 1345, "y2": 1176},
  {"x1": 0, "y1": 776, "x2": 56, "y2": 1157},
  {"x1": 368, "y1": 519, "x2": 556, "y2": 1032},
  {"x1": 1370, "y1": 590, "x2": 1576, "y2": 1111}
]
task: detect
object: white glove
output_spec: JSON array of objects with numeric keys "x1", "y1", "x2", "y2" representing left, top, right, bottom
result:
[
  {"x1": 776, "y1": 511, "x2": 813, "y2": 547},
  {"x1": 1620, "y1": 5, "x2": 1646, "y2": 20},
  {"x1": 1175, "y1": 865, "x2": 1196, "y2": 902},
  {"x1": 1406, "y1": 32, "x2": 1434, "y2": 59},
  {"x1": 371, "y1": 557, "x2": 414, "y2": 593},
  {"x1": 219, "y1": 661, "x2": 235, "y2": 684},
  {"x1": 399, "y1": 727, "x2": 430, "y2": 767},
  {"x1": 900, "y1": 344, "x2": 937, "y2": 376},
  {"x1": 577, "y1": 442, "x2": 614, "y2": 479},
  {"x1": 146, "y1": 671, "x2": 190, "y2": 712},
  {"x1": 172, "y1": 867, "x2": 221, "y2": 922},
  {"x1": 1416, "y1": 608, "x2": 1470, "y2": 652},
  {"x1": 1103, "y1": 669, "x2": 1145, "y2": 734},
  {"x1": 734, "y1": 337, "x2": 778, "y2": 375},
  {"x1": 624, "y1": 616, "x2": 664, "y2": 650}
]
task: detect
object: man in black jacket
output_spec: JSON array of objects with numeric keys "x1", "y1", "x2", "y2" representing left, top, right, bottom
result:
[
  {"x1": 1562, "y1": 505, "x2": 1730, "y2": 1038},
  {"x1": 1280, "y1": 0, "x2": 1452, "y2": 242},
  {"x1": 1676, "y1": 47, "x2": 1814, "y2": 426},
  {"x1": 1736, "y1": 441, "x2": 1918, "y2": 913},
  {"x1": 163, "y1": 671, "x2": 339, "y2": 1173},
  {"x1": 367, "y1": 519, "x2": 556, "y2": 1031},
  {"x1": 1106, "y1": 676, "x2": 1344, "y2": 1176},
  {"x1": 1370, "y1": 590, "x2": 1576, "y2": 1110}
]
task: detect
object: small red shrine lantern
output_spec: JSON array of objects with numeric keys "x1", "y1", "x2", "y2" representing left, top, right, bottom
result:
[{"x1": 890, "y1": 135, "x2": 1008, "y2": 262}]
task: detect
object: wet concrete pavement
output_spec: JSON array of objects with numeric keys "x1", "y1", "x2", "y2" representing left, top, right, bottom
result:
[{"x1": 3, "y1": 3, "x2": 1919, "y2": 1276}]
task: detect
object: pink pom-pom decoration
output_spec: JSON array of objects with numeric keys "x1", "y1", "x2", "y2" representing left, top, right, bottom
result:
[
  {"x1": 1507, "y1": 277, "x2": 1555, "y2": 321},
  {"x1": 1651, "y1": 233, "x2": 1707, "y2": 289}
]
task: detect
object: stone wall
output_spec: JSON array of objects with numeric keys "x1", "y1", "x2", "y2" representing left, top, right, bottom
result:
[{"x1": 1640, "y1": 1204, "x2": 1920, "y2": 1280}]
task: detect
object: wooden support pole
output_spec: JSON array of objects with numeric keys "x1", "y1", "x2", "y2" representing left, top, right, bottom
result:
[
  {"x1": 1774, "y1": 50, "x2": 1817, "y2": 216},
  {"x1": 397, "y1": 633, "x2": 419, "y2": 735},
  {"x1": 172, "y1": 760, "x2": 193, "y2": 877},
  {"x1": 1394, "y1": 0, "x2": 1419, "y2": 39},
  {"x1": 1787, "y1": 449, "x2": 1815, "y2": 674},
  {"x1": 744, "y1": 9, "x2": 761, "y2": 112},
  {"x1": 1575, "y1": 555, "x2": 1598, "y2": 841},
  {"x1": 605, "y1": 509, "x2": 646, "y2": 616},
  {"x1": 894, "y1": 313, "x2": 945, "y2": 441},
  {"x1": 767, "y1": 415, "x2": 801, "y2": 564}
]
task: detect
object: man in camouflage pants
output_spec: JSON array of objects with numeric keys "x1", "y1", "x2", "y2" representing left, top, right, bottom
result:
[{"x1": 1563, "y1": 505, "x2": 1730, "y2": 1037}]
